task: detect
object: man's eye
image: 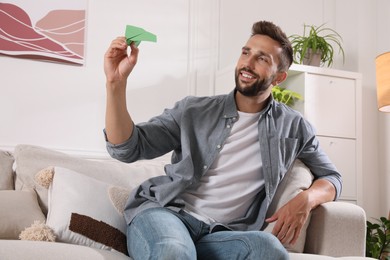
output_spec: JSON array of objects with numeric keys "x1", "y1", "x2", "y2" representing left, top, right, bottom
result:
[{"x1": 258, "y1": 56, "x2": 269, "y2": 63}]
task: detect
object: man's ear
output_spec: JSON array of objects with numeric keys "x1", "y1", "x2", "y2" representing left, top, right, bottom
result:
[{"x1": 273, "y1": 71, "x2": 288, "y2": 86}]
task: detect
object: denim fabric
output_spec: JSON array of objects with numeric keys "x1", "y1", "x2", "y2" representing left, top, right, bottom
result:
[{"x1": 127, "y1": 207, "x2": 288, "y2": 260}]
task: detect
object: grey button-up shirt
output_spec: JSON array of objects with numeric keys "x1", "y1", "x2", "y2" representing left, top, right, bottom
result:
[{"x1": 105, "y1": 91, "x2": 342, "y2": 232}]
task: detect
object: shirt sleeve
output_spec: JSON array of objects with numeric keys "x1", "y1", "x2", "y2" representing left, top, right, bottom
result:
[
  {"x1": 103, "y1": 98, "x2": 186, "y2": 163},
  {"x1": 297, "y1": 119, "x2": 343, "y2": 200},
  {"x1": 103, "y1": 127, "x2": 140, "y2": 163}
]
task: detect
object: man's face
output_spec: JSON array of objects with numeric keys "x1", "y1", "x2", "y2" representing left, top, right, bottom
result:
[{"x1": 235, "y1": 34, "x2": 282, "y2": 97}]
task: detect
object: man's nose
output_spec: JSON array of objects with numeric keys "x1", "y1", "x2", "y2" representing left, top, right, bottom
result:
[{"x1": 243, "y1": 55, "x2": 256, "y2": 69}]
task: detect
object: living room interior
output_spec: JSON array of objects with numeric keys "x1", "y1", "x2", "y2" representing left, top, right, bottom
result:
[{"x1": 0, "y1": 0, "x2": 389, "y2": 258}]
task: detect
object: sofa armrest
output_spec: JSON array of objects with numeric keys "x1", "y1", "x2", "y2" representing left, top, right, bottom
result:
[{"x1": 304, "y1": 201, "x2": 366, "y2": 257}]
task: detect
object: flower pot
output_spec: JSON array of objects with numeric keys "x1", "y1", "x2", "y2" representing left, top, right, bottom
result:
[{"x1": 303, "y1": 48, "x2": 322, "y2": 66}]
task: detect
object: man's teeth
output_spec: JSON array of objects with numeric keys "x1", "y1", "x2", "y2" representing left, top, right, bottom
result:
[{"x1": 242, "y1": 72, "x2": 254, "y2": 79}]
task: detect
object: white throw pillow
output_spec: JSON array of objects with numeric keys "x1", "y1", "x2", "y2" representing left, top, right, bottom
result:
[{"x1": 46, "y1": 167, "x2": 128, "y2": 253}]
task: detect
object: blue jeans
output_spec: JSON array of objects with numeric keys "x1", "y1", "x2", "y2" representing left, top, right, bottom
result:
[{"x1": 127, "y1": 207, "x2": 289, "y2": 260}]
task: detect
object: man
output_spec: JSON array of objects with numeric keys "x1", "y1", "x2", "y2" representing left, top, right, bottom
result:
[{"x1": 103, "y1": 20, "x2": 342, "y2": 260}]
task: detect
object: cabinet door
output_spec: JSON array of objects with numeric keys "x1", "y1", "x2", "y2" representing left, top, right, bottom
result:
[
  {"x1": 304, "y1": 74, "x2": 356, "y2": 138},
  {"x1": 317, "y1": 136, "x2": 356, "y2": 201}
]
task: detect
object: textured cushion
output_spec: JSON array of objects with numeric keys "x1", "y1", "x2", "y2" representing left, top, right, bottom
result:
[
  {"x1": 263, "y1": 159, "x2": 314, "y2": 253},
  {"x1": 0, "y1": 190, "x2": 46, "y2": 239},
  {"x1": 0, "y1": 150, "x2": 14, "y2": 190},
  {"x1": 13, "y1": 144, "x2": 167, "y2": 214},
  {"x1": 46, "y1": 167, "x2": 128, "y2": 253}
]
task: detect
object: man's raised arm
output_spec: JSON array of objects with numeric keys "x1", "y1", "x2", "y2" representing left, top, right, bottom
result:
[{"x1": 104, "y1": 37, "x2": 139, "y2": 145}]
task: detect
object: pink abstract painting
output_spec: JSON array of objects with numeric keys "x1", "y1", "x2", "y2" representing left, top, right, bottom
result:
[{"x1": 0, "y1": 2, "x2": 87, "y2": 65}]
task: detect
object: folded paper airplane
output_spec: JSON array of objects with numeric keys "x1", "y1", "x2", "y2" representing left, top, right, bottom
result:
[{"x1": 125, "y1": 25, "x2": 157, "y2": 46}]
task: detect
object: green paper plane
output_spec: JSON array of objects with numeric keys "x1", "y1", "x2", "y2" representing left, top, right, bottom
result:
[{"x1": 125, "y1": 25, "x2": 157, "y2": 46}]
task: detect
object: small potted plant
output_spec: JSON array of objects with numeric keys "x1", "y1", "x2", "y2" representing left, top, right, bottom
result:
[
  {"x1": 289, "y1": 23, "x2": 345, "y2": 67},
  {"x1": 272, "y1": 85, "x2": 302, "y2": 107},
  {"x1": 366, "y1": 216, "x2": 390, "y2": 259}
]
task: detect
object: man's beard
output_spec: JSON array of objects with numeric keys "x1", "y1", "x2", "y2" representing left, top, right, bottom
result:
[{"x1": 235, "y1": 68, "x2": 274, "y2": 97}]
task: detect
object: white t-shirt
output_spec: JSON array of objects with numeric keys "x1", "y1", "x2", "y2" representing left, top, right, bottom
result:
[{"x1": 180, "y1": 111, "x2": 265, "y2": 224}]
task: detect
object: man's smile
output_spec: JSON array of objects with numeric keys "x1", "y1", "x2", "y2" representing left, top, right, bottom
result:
[{"x1": 239, "y1": 69, "x2": 257, "y2": 84}]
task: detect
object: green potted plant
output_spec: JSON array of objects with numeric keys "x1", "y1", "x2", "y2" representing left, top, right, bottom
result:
[
  {"x1": 272, "y1": 85, "x2": 302, "y2": 107},
  {"x1": 366, "y1": 217, "x2": 390, "y2": 259},
  {"x1": 289, "y1": 23, "x2": 345, "y2": 67}
]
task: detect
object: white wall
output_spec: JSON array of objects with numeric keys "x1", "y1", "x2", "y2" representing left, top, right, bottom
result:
[
  {"x1": 1, "y1": 0, "x2": 191, "y2": 156},
  {"x1": 0, "y1": 0, "x2": 388, "y2": 218}
]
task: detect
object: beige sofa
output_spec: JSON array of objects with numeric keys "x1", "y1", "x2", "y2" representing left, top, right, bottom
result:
[{"x1": 0, "y1": 144, "x2": 372, "y2": 260}]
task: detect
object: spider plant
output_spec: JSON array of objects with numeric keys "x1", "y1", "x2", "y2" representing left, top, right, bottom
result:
[{"x1": 289, "y1": 23, "x2": 345, "y2": 67}]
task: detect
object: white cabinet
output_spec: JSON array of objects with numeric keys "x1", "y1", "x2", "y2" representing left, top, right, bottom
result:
[
  {"x1": 282, "y1": 64, "x2": 362, "y2": 205},
  {"x1": 317, "y1": 136, "x2": 357, "y2": 201},
  {"x1": 304, "y1": 75, "x2": 356, "y2": 138}
]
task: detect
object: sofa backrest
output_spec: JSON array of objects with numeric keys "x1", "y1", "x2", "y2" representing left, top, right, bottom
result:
[
  {"x1": 12, "y1": 144, "x2": 168, "y2": 215},
  {"x1": 0, "y1": 150, "x2": 15, "y2": 190}
]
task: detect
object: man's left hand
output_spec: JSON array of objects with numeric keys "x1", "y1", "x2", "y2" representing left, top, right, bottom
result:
[{"x1": 265, "y1": 190, "x2": 311, "y2": 245}]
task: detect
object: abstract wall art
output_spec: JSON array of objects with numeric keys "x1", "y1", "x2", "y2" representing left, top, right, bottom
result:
[{"x1": 0, "y1": 1, "x2": 87, "y2": 65}]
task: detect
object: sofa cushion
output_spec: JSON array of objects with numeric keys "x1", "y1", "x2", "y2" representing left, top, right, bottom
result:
[
  {"x1": 13, "y1": 144, "x2": 167, "y2": 214},
  {"x1": 0, "y1": 240, "x2": 131, "y2": 260},
  {"x1": 263, "y1": 159, "x2": 314, "y2": 253},
  {"x1": 0, "y1": 150, "x2": 14, "y2": 190},
  {"x1": 0, "y1": 190, "x2": 46, "y2": 239},
  {"x1": 289, "y1": 254, "x2": 376, "y2": 260},
  {"x1": 0, "y1": 241, "x2": 374, "y2": 260},
  {"x1": 46, "y1": 167, "x2": 128, "y2": 253}
]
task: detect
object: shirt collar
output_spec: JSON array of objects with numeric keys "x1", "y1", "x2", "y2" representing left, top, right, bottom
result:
[
  {"x1": 222, "y1": 90, "x2": 274, "y2": 119},
  {"x1": 222, "y1": 91, "x2": 239, "y2": 119}
]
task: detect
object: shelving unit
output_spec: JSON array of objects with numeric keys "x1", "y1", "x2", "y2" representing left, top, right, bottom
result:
[{"x1": 282, "y1": 64, "x2": 363, "y2": 205}]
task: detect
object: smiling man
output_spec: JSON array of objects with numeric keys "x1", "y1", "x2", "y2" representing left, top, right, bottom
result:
[{"x1": 103, "y1": 20, "x2": 342, "y2": 260}]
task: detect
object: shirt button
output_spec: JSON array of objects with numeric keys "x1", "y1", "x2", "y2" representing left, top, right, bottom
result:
[
  {"x1": 227, "y1": 125, "x2": 231, "y2": 128},
  {"x1": 217, "y1": 144, "x2": 221, "y2": 149},
  {"x1": 203, "y1": 165, "x2": 207, "y2": 170}
]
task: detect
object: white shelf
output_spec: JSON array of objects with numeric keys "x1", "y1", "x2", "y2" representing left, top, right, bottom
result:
[{"x1": 284, "y1": 66, "x2": 363, "y2": 205}]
